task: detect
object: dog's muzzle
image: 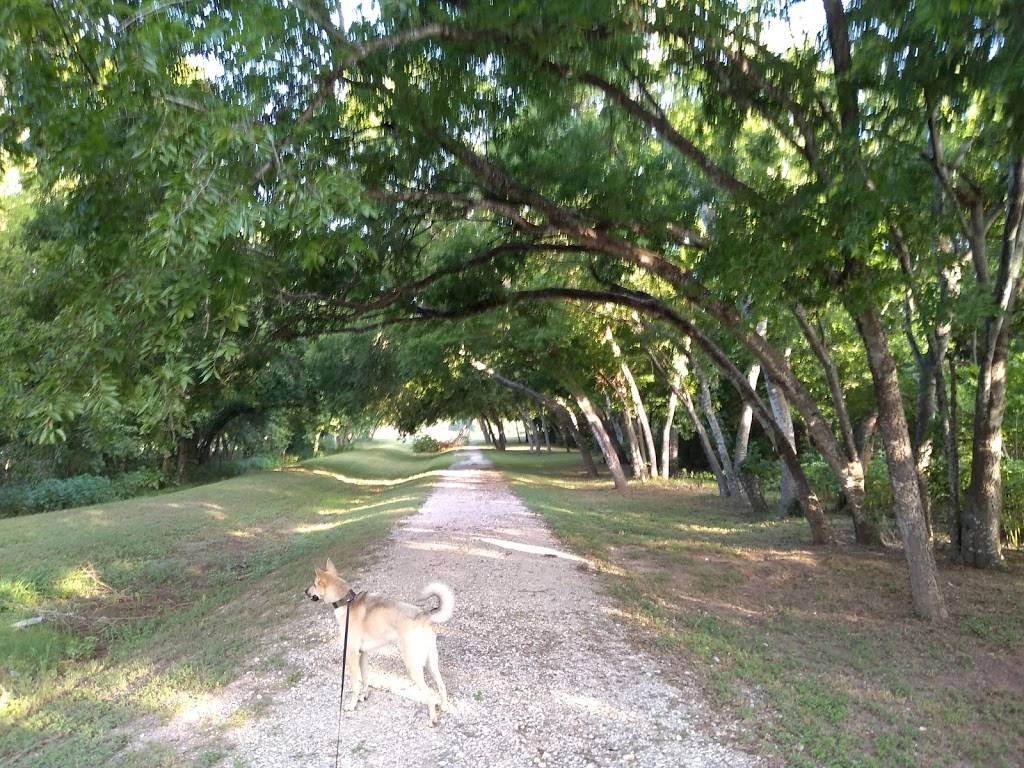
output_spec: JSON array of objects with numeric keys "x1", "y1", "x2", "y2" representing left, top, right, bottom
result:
[{"x1": 304, "y1": 586, "x2": 320, "y2": 602}]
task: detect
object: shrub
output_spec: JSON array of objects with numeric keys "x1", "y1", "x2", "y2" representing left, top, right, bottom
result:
[
  {"x1": 411, "y1": 435, "x2": 440, "y2": 453},
  {"x1": 1002, "y1": 460, "x2": 1024, "y2": 549},
  {"x1": 0, "y1": 485, "x2": 29, "y2": 517},
  {"x1": 111, "y1": 468, "x2": 163, "y2": 497},
  {"x1": 25, "y1": 475, "x2": 115, "y2": 514}
]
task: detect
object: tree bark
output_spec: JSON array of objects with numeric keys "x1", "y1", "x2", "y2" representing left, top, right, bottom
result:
[
  {"x1": 479, "y1": 415, "x2": 493, "y2": 445},
  {"x1": 518, "y1": 407, "x2": 538, "y2": 451},
  {"x1": 962, "y1": 156, "x2": 1024, "y2": 568},
  {"x1": 733, "y1": 319, "x2": 767, "y2": 469},
  {"x1": 607, "y1": 328, "x2": 659, "y2": 477},
  {"x1": 613, "y1": 375, "x2": 648, "y2": 481},
  {"x1": 650, "y1": 349, "x2": 726, "y2": 489},
  {"x1": 765, "y1": 371, "x2": 799, "y2": 516},
  {"x1": 692, "y1": 357, "x2": 742, "y2": 497},
  {"x1": 794, "y1": 306, "x2": 878, "y2": 543},
  {"x1": 937, "y1": 354, "x2": 962, "y2": 557},
  {"x1": 855, "y1": 307, "x2": 948, "y2": 620},
  {"x1": 564, "y1": 377, "x2": 628, "y2": 490},
  {"x1": 491, "y1": 412, "x2": 507, "y2": 451},
  {"x1": 661, "y1": 380, "x2": 680, "y2": 479},
  {"x1": 540, "y1": 412, "x2": 552, "y2": 451}
]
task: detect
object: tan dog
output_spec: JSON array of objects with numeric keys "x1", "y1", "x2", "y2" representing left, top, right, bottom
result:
[{"x1": 304, "y1": 560, "x2": 454, "y2": 725}]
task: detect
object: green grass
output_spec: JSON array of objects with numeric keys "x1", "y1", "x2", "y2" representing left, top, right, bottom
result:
[
  {"x1": 0, "y1": 443, "x2": 454, "y2": 767},
  {"x1": 488, "y1": 447, "x2": 1024, "y2": 768}
]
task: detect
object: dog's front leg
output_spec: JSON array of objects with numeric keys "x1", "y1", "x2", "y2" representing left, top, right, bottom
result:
[
  {"x1": 357, "y1": 651, "x2": 370, "y2": 701},
  {"x1": 343, "y1": 646, "x2": 362, "y2": 711}
]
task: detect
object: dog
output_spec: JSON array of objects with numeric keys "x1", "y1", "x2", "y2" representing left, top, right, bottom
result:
[{"x1": 304, "y1": 560, "x2": 454, "y2": 725}]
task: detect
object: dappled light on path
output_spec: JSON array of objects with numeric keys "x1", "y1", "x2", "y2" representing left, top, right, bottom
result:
[{"x1": 216, "y1": 449, "x2": 760, "y2": 768}]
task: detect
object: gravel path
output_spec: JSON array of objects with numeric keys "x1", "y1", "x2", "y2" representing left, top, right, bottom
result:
[{"x1": 159, "y1": 450, "x2": 763, "y2": 767}]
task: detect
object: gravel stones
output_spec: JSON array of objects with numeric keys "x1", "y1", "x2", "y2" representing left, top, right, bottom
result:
[{"x1": 142, "y1": 450, "x2": 763, "y2": 767}]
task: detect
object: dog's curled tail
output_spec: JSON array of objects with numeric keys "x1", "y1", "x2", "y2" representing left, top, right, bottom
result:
[{"x1": 421, "y1": 582, "x2": 455, "y2": 624}]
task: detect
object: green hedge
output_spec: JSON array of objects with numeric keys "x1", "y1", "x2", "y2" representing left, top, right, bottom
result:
[{"x1": 0, "y1": 466, "x2": 172, "y2": 518}]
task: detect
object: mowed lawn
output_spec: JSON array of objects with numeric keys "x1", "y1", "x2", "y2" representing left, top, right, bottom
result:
[
  {"x1": 488, "y1": 448, "x2": 1024, "y2": 768},
  {"x1": 0, "y1": 443, "x2": 453, "y2": 768}
]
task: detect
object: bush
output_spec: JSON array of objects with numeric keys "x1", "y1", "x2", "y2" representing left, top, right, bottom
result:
[
  {"x1": 411, "y1": 435, "x2": 441, "y2": 453},
  {"x1": 25, "y1": 474, "x2": 115, "y2": 514},
  {"x1": 111, "y1": 468, "x2": 163, "y2": 498},
  {"x1": 0, "y1": 485, "x2": 29, "y2": 517},
  {"x1": 1002, "y1": 460, "x2": 1024, "y2": 549}
]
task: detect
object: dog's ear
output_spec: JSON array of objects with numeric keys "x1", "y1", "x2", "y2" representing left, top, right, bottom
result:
[
  {"x1": 314, "y1": 566, "x2": 324, "y2": 578},
  {"x1": 325, "y1": 559, "x2": 338, "y2": 574}
]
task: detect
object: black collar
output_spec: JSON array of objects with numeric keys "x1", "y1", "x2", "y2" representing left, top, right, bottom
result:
[{"x1": 331, "y1": 589, "x2": 357, "y2": 609}]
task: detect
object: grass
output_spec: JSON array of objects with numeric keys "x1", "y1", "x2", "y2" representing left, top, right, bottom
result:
[
  {"x1": 0, "y1": 443, "x2": 454, "y2": 767},
  {"x1": 488, "y1": 447, "x2": 1024, "y2": 768}
]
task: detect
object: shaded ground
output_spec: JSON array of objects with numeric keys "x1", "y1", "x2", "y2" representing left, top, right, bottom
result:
[
  {"x1": 489, "y1": 449, "x2": 1024, "y2": 768},
  {"x1": 158, "y1": 450, "x2": 761, "y2": 768}
]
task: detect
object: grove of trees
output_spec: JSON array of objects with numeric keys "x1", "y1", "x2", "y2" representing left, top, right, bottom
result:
[{"x1": 1, "y1": 0, "x2": 1023, "y2": 620}]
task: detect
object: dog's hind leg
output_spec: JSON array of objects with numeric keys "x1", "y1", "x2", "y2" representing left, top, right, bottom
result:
[
  {"x1": 401, "y1": 636, "x2": 441, "y2": 725},
  {"x1": 426, "y1": 640, "x2": 449, "y2": 712}
]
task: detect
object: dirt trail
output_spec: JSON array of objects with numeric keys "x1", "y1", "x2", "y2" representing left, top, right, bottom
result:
[{"x1": 143, "y1": 450, "x2": 762, "y2": 767}]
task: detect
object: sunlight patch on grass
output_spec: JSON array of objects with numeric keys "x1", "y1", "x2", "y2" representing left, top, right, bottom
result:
[
  {"x1": 315, "y1": 494, "x2": 418, "y2": 517},
  {"x1": 0, "y1": 443, "x2": 453, "y2": 766},
  {"x1": 226, "y1": 528, "x2": 264, "y2": 540},
  {"x1": 289, "y1": 466, "x2": 448, "y2": 487}
]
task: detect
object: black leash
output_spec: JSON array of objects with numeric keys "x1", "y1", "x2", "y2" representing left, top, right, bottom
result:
[{"x1": 332, "y1": 589, "x2": 356, "y2": 768}]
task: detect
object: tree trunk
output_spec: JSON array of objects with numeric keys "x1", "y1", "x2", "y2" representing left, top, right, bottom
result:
[
  {"x1": 855, "y1": 307, "x2": 948, "y2": 620},
  {"x1": 738, "y1": 469, "x2": 772, "y2": 517},
  {"x1": 492, "y1": 414, "x2": 507, "y2": 451},
  {"x1": 649, "y1": 339, "x2": 829, "y2": 544},
  {"x1": 540, "y1": 412, "x2": 551, "y2": 451},
  {"x1": 652, "y1": 350, "x2": 727, "y2": 492},
  {"x1": 606, "y1": 327, "x2": 659, "y2": 476},
  {"x1": 937, "y1": 355, "x2": 962, "y2": 557},
  {"x1": 176, "y1": 437, "x2": 195, "y2": 483},
  {"x1": 661, "y1": 385, "x2": 680, "y2": 479},
  {"x1": 765, "y1": 372, "x2": 799, "y2": 515},
  {"x1": 794, "y1": 306, "x2": 878, "y2": 543},
  {"x1": 527, "y1": 416, "x2": 539, "y2": 451},
  {"x1": 614, "y1": 376, "x2": 648, "y2": 481},
  {"x1": 603, "y1": 395, "x2": 627, "y2": 461},
  {"x1": 599, "y1": 399, "x2": 629, "y2": 466},
  {"x1": 963, "y1": 317, "x2": 1011, "y2": 568},
  {"x1": 961, "y1": 158, "x2": 1024, "y2": 567},
  {"x1": 692, "y1": 358, "x2": 742, "y2": 497},
  {"x1": 625, "y1": 368, "x2": 658, "y2": 476},
  {"x1": 733, "y1": 319, "x2": 767, "y2": 469},
  {"x1": 565, "y1": 378, "x2": 628, "y2": 490},
  {"x1": 909, "y1": 345, "x2": 942, "y2": 540},
  {"x1": 479, "y1": 415, "x2": 493, "y2": 445},
  {"x1": 517, "y1": 407, "x2": 537, "y2": 451}
]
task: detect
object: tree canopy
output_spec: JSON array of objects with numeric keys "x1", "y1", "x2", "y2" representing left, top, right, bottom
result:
[{"x1": 2, "y1": 0, "x2": 1024, "y2": 619}]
